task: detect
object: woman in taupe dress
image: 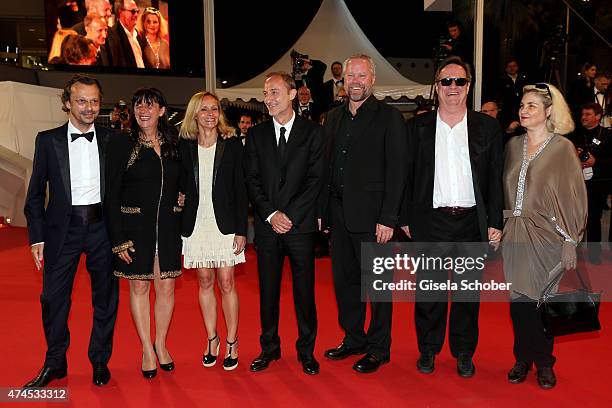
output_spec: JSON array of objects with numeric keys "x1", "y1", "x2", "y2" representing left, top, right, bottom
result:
[{"x1": 501, "y1": 83, "x2": 587, "y2": 389}]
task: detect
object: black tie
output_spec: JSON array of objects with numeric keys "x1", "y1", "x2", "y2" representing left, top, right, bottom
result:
[
  {"x1": 71, "y1": 132, "x2": 94, "y2": 142},
  {"x1": 336, "y1": 80, "x2": 343, "y2": 86},
  {"x1": 278, "y1": 127, "x2": 287, "y2": 160}
]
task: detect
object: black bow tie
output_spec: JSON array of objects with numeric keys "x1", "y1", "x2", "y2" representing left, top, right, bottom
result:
[
  {"x1": 596, "y1": 91, "x2": 605, "y2": 96},
  {"x1": 335, "y1": 80, "x2": 343, "y2": 86},
  {"x1": 71, "y1": 132, "x2": 94, "y2": 142}
]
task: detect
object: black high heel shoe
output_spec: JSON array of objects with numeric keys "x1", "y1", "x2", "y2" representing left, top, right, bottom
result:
[
  {"x1": 202, "y1": 334, "x2": 220, "y2": 367},
  {"x1": 153, "y1": 344, "x2": 175, "y2": 372},
  {"x1": 142, "y1": 352, "x2": 157, "y2": 379},
  {"x1": 223, "y1": 338, "x2": 238, "y2": 371}
]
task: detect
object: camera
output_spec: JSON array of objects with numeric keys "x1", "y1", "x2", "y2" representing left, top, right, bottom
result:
[
  {"x1": 111, "y1": 100, "x2": 130, "y2": 130},
  {"x1": 433, "y1": 35, "x2": 451, "y2": 64},
  {"x1": 290, "y1": 49, "x2": 309, "y2": 75},
  {"x1": 579, "y1": 148, "x2": 591, "y2": 163}
]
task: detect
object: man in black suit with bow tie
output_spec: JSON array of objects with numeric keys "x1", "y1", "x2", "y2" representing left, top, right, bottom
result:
[
  {"x1": 296, "y1": 85, "x2": 321, "y2": 123},
  {"x1": 245, "y1": 72, "x2": 325, "y2": 375},
  {"x1": 237, "y1": 113, "x2": 253, "y2": 146},
  {"x1": 323, "y1": 61, "x2": 345, "y2": 111},
  {"x1": 23, "y1": 75, "x2": 119, "y2": 388},
  {"x1": 593, "y1": 72, "x2": 611, "y2": 129}
]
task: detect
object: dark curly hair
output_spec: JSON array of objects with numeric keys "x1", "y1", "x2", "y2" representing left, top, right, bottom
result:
[{"x1": 130, "y1": 87, "x2": 178, "y2": 159}]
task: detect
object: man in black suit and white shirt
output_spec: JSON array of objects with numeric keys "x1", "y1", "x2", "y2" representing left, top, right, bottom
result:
[
  {"x1": 23, "y1": 75, "x2": 119, "y2": 388},
  {"x1": 593, "y1": 72, "x2": 611, "y2": 129},
  {"x1": 400, "y1": 57, "x2": 503, "y2": 378},
  {"x1": 84, "y1": 13, "x2": 112, "y2": 66},
  {"x1": 106, "y1": 0, "x2": 144, "y2": 68},
  {"x1": 320, "y1": 54, "x2": 408, "y2": 374},
  {"x1": 237, "y1": 113, "x2": 253, "y2": 145},
  {"x1": 323, "y1": 60, "x2": 344, "y2": 111},
  {"x1": 296, "y1": 85, "x2": 320, "y2": 122},
  {"x1": 244, "y1": 72, "x2": 325, "y2": 375}
]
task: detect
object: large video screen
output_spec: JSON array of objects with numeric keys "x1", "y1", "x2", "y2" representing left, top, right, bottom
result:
[{"x1": 44, "y1": 0, "x2": 171, "y2": 69}]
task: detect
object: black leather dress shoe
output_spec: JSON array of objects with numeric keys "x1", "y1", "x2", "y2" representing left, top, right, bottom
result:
[
  {"x1": 23, "y1": 366, "x2": 67, "y2": 388},
  {"x1": 457, "y1": 354, "x2": 476, "y2": 378},
  {"x1": 416, "y1": 351, "x2": 435, "y2": 374},
  {"x1": 507, "y1": 361, "x2": 531, "y2": 384},
  {"x1": 457, "y1": 353, "x2": 475, "y2": 378},
  {"x1": 249, "y1": 350, "x2": 281, "y2": 372},
  {"x1": 536, "y1": 367, "x2": 557, "y2": 389},
  {"x1": 298, "y1": 355, "x2": 320, "y2": 375},
  {"x1": 324, "y1": 342, "x2": 367, "y2": 361},
  {"x1": 353, "y1": 353, "x2": 388, "y2": 374},
  {"x1": 92, "y1": 363, "x2": 110, "y2": 386}
]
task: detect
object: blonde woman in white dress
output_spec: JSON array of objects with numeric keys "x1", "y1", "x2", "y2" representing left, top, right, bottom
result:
[{"x1": 179, "y1": 91, "x2": 248, "y2": 370}]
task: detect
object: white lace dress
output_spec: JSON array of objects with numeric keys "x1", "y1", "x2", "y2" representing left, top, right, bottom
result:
[{"x1": 183, "y1": 144, "x2": 245, "y2": 268}]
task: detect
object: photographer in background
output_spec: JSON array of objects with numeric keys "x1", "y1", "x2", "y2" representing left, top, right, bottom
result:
[
  {"x1": 290, "y1": 50, "x2": 327, "y2": 116},
  {"x1": 110, "y1": 100, "x2": 130, "y2": 130},
  {"x1": 440, "y1": 20, "x2": 472, "y2": 64},
  {"x1": 566, "y1": 103, "x2": 612, "y2": 263}
]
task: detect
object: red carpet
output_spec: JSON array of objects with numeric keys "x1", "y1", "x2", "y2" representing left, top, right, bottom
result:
[{"x1": 1, "y1": 227, "x2": 610, "y2": 407}]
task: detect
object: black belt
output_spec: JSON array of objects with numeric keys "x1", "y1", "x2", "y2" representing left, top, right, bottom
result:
[
  {"x1": 71, "y1": 203, "x2": 103, "y2": 225},
  {"x1": 434, "y1": 206, "x2": 476, "y2": 216}
]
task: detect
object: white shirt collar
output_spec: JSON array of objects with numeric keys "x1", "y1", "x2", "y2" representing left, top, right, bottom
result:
[
  {"x1": 67, "y1": 120, "x2": 95, "y2": 138},
  {"x1": 273, "y1": 111, "x2": 296, "y2": 139},
  {"x1": 120, "y1": 21, "x2": 137, "y2": 39},
  {"x1": 436, "y1": 111, "x2": 467, "y2": 131}
]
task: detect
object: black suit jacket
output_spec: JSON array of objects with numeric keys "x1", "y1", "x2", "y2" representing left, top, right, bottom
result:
[
  {"x1": 244, "y1": 115, "x2": 325, "y2": 236},
  {"x1": 180, "y1": 137, "x2": 248, "y2": 237},
  {"x1": 95, "y1": 44, "x2": 113, "y2": 66},
  {"x1": 106, "y1": 23, "x2": 138, "y2": 68},
  {"x1": 400, "y1": 110, "x2": 504, "y2": 241},
  {"x1": 322, "y1": 77, "x2": 343, "y2": 111},
  {"x1": 498, "y1": 73, "x2": 528, "y2": 129},
  {"x1": 24, "y1": 123, "x2": 111, "y2": 267},
  {"x1": 320, "y1": 96, "x2": 408, "y2": 233}
]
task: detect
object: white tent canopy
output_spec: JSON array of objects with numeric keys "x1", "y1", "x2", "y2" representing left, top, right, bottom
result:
[{"x1": 216, "y1": 0, "x2": 430, "y2": 102}]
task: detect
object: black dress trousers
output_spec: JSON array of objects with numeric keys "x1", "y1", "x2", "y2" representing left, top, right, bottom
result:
[
  {"x1": 41, "y1": 217, "x2": 118, "y2": 369},
  {"x1": 256, "y1": 231, "x2": 317, "y2": 358},
  {"x1": 330, "y1": 197, "x2": 392, "y2": 360},
  {"x1": 414, "y1": 210, "x2": 482, "y2": 358}
]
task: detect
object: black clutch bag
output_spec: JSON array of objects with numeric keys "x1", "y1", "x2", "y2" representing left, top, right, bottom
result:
[{"x1": 539, "y1": 263, "x2": 601, "y2": 337}]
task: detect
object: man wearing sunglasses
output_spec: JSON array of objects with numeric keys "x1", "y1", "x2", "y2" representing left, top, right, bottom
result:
[
  {"x1": 400, "y1": 56, "x2": 503, "y2": 378},
  {"x1": 106, "y1": 0, "x2": 144, "y2": 68}
]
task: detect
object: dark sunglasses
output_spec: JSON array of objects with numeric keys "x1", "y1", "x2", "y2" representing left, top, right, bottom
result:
[
  {"x1": 437, "y1": 77, "x2": 469, "y2": 87},
  {"x1": 122, "y1": 8, "x2": 139, "y2": 15},
  {"x1": 534, "y1": 83, "x2": 553, "y2": 99}
]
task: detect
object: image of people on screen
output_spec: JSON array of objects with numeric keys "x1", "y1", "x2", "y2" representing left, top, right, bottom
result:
[{"x1": 45, "y1": 0, "x2": 170, "y2": 69}]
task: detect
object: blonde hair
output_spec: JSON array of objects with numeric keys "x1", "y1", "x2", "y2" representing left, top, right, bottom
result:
[
  {"x1": 179, "y1": 91, "x2": 235, "y2": 140},
  {"x1": 48, "y1": 29, "x2": 78, "y2": 61},
  {"x1": 136, "y1": 7, "x2": 169, "y2": 40},
  {"x1": 343, "y1": 54, "x2": 376, "y2": 76},
  {"x1": 522, "y1": 83, "x2": 574, "y2": 135}
]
